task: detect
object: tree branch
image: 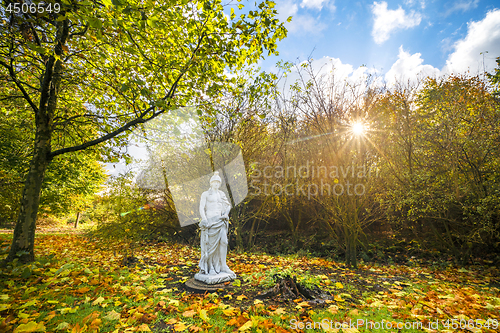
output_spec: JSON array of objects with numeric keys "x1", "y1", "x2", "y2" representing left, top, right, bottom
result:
[
  {"x1": 49, "y1": 30, "x2": 207, "y2": 158},
  {"x1": 0, "y1": 59, "x2": 39, "y2": 113}
]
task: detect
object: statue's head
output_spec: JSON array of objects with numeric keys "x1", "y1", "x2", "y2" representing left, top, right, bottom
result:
[{"x1": 210, "y1": 171, "x2": 222, "y2": 190}]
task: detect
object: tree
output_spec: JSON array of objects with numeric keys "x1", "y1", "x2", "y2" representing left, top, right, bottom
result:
[
  {"x1": 0, "y1": 95, "x2": 106, "y2": 225},
  {"x1": 0, "y1": 0, "x2": 288, "y2": 262},
  {"x1": 378, "y1": 75, "x2": 500, "y2": 263}
]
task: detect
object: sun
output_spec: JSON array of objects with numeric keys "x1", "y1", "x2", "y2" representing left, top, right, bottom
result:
[{"x1": 351, "y1": 122, "x2": 365, "y2": 136}]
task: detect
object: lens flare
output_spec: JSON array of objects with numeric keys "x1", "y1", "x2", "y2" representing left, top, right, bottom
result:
[{"x1": 352, "y1": 122, "x2": 365, "y2": 135}]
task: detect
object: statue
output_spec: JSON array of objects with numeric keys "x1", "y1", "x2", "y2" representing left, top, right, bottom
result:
[{"x1": 194, "y1": 171, "x2": 237, "y2": 284}]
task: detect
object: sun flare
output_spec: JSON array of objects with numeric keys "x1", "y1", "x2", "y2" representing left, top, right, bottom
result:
[{"x1": 351, "y1": 122, "x2": 365, "y2": 135}]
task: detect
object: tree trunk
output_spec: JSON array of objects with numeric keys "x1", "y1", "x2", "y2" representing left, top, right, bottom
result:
[
  {"x1": 4, "y1": 20, "x2": 68, "y2": 264},
  {"x1": 75, "y1": 212, "x2": 81, "y2": 228},
  {"x1": 5, "y1": 131, "x2": 51, "y2": 263}
]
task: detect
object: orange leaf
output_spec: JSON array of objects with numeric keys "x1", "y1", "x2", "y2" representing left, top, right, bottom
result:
[
  {"x1": 174, "y1": 322, "x2": 188, "y2": 331},
  {"x1": 182, "y1": 310, "x2": 196, "y2": 318},
  {"x1": 75, "y1": 287, "x2": 90, "y2": 294}
]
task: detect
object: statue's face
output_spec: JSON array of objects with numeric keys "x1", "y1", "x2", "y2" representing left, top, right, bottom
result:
[{"x1": 210, "y1": 180, "x2": 221, "y2": 190}]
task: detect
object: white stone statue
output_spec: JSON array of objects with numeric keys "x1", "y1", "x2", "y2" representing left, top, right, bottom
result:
[{"x1": 194, "y1": 171, "x2": 236, "y2": 284}]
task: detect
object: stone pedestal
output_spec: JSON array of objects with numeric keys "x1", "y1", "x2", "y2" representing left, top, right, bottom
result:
[
  {"x1": 185, "y1": 278, "x2": 234, "y2": 293},
  {"x1": 194, "y1": 271, "x2": 236, "y2": 285}
]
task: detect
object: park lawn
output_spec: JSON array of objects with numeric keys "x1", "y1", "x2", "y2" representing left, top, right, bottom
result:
[{"x1": 0, "y1": 233, "x2": 499, "y2": 332}]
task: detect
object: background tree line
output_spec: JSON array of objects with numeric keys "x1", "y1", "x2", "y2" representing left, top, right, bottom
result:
[{"x1": 77, "y1": 59, "x2": 500, "y2": 268}]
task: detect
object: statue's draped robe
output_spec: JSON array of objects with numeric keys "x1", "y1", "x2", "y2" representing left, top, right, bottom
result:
[
  {"x1": 199, "y1": 189, "x2": 231, "y2": 275},
  {"x1": 199, "y1": 216, "x2": 228, "y2": 274}
]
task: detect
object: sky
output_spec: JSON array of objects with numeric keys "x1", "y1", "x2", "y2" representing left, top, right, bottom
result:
[{"x1": 250, "y1": 0, "x2": 500, "y2": 84}]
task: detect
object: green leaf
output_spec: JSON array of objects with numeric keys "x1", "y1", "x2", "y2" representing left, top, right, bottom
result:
[
  {"x1": 55, "y1": 322, "x2": 70, "y2": 331},
  {"x1": 21, "y1": 267, "x2": 32, "y2": 278},
  {"x1": 88, "y1": 18, "x2": 102, "y2": 29}
]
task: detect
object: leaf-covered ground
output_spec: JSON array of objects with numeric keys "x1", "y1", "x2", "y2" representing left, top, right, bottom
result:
[{"x1": 0, "y1": 233, "x2": 499, "y2": 333}]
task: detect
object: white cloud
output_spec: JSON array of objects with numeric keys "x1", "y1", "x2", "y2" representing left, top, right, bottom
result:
[
  {"x1": 300, "y1": 0, "x2": 336, "y2": 11},
  {"x1": 385, "y1": 46, "x2": 440, "y2": 85},
  {"x1": 443, "y1": 9, "x2": 500, "y2": 75},
  {"x1": 371, "y1": 1, "x2": 422, "y2": 44},
  {"x1": 444, "y1": 0, "x2": 479, "y2": 17},
  {"x1": 404, "y1": 0, "x2": 426, "y2": 9},
  {"x1": 276, "y1": 0, "x2": 328, "y2": 34}
]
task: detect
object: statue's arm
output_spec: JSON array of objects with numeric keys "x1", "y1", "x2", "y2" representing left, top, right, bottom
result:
[
  {"x1": 220, "y1": 191, "x2": 231, "y2": 217},
  {"x1": 199, "y1": 192, "x2": 207, "y2": 222}
]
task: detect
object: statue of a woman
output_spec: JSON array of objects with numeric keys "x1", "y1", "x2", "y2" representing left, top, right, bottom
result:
[{"x1": 194, "y1": 171, "x2": 236, "y2": 284}]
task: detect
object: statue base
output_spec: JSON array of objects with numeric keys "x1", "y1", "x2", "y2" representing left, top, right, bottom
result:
[
  {"x1": 194, "y1": 271, "x2": 236, "y2": 285},
  {"x1": 184, "y1": 278, "x2": 234, "y2": 292}
]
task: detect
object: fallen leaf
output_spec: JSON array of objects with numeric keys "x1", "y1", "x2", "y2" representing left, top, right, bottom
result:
[
  {"x1": 92, "y1": 297, "x2": 104, "y2": 306},
  {"x1": 104, "y1": 310, "x2": 120, "y2": 321},
  {"x1": 199, "y1": 309, "x2": 209, "y2": 322},
  {"x1": 182, "y1": 310, "x2": 196, "y2": 318},
  {"x1": 55, "y1": 322, "x2": 70, "y2": 331},
  {"x1": 13, "y1": 321, "x2": 46, "y2": 333},
  {"x1": 136, "y1": 323, "x2": 151, "y2": 332},
  {"x1": 174, "y1": 322, "x2": 188, "y2": 331},
  {"x1": 238, "y1": 320, "x2": 253, "y2": 331},
  {"x1": 272, "y1": 308, "x2": 286, "y2": 315}
]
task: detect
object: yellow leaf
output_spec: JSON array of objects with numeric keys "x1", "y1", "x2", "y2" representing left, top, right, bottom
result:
[
  {"x1": 272, "y1": 308, "x2": 286, "y2": 315},
  {"x1": 238, "y1": 320, "x2": 253, "y2": 331},
  {"x1": 103, "y1": 310, "x2": 121, "y2": 321},
  {"x1": 335, "y1": 282, "x2": 343, "y2": 288},
  {"x1": 92, "y1": 297, "x2": 105, "y2": 306},
  {"x1": 13, "y1": 321, "x2": 46, "y2": 333},
  {"x1": 199, "y1": 309, "x2": 209, "y2": 322},
  {"x1": 169, "y1": 299, "x2": 180, "y2": 306},
  {"x1": 328, "y1": 305, "x2": 338, "y2": 315},
  {"x1": 0, "y1": 303, "x2": 11, "y2": 311},
  {"x1": 369, "y1": 300, "x2": 385, "y2": 308},
  {"x1": 334, "y1": 295, "x2": 344, "y2": 302},
  {"x1": 253, "y1": 299, "x2": 263, "y2": 305},
  {"x1": 222, "y1": 308, "x2": 237, "y2": 316},
  {"x1": 237, "y1": 295, "x2": 247, "y2": 301},
  {"x1": 297, "y1": 301, "x2": 311, "y2": 307},
  {"x1": 323, "y1": 328, "x2": 339, "y2": 333},
  {"x1": 342, "y1": 328, "x2": 359, "y2": 333},
  {"x1": 18, "y1": 312, "x2": 30, "y2": 319}
]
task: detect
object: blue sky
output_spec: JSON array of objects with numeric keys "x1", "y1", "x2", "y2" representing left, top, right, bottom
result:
[{"x1": 247, "y1": 0, "x2": 500, "y2": 82}]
